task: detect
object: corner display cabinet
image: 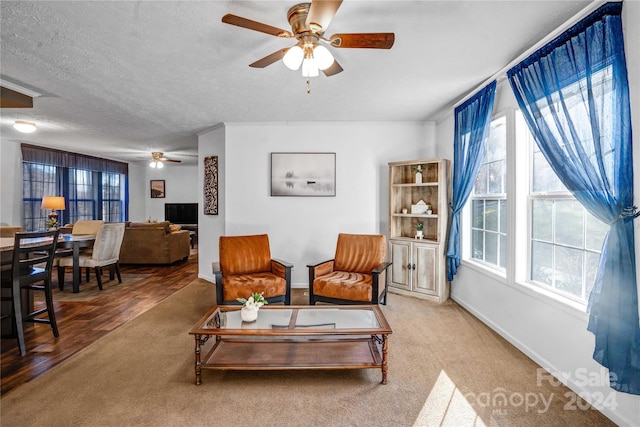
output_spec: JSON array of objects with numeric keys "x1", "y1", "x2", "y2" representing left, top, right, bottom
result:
[{"x1": 388, "y1": 159, "x2": 450, "y2": 303}]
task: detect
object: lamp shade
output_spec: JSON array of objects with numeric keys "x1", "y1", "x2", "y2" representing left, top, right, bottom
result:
[{"x1": 41, "y1": 196, "x2": 65, "y2": 210}]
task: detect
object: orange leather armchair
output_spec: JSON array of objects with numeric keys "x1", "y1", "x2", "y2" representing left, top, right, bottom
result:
[
  {"x1": 213, "y1": 234, "x2": 292, "y2": 305},
  {"x1": 308, "y1": 233, "x2": 391, "y2": 305}
]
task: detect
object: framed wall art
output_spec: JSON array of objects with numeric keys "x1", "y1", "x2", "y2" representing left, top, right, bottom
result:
[
  {"x1": 271, "y1": 152, "x2": 336, "y2": 197},
  {"x1": 203, "y1": 155, "x2": 218, "y2": 215},
  {"x1": 150, "y1": 180, "x2": 165, "y2": 198}
]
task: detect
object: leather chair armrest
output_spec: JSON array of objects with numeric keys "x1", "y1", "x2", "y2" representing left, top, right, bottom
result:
[
  {"x1": 271, "y1": 259, "x2": 293, "y2": 305},
  {"x1": 371, "y1": 261, "x2": 392, "y2": 306},
  {"x1": 372, "y1": 261, "x2": 392, "y2": 274},
  {"x1": 307, "y1": 260, "x2": 335, "y2": 305},
  {"x1": 212, "y1": 261, "x2": 224, "y2": 305},
  {"x1": 212, "y1": 261, "x2": 221, "y2": 274}
]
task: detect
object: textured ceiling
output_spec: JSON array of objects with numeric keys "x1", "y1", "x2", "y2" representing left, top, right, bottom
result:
[{"x1": 0, "y1": 1, "x2": 592, "y2": 165}]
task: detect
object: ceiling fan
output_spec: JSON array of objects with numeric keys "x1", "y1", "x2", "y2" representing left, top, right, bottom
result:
[
  {"x1": 221, "y1": 0, "x2": 394, "y2": 85},
  {"x1": 149, "y1": 151, "x2": 181, "y2": 169}
]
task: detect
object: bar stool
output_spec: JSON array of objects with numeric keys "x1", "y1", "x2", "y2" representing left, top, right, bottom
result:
[{"x1": 0, "y1": 230, "x2": 60, "y2": 356}]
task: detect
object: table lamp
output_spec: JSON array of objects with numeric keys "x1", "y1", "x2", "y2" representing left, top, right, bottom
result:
[{"x1": 41, "y1": 196, "x2": 65, "y2": 229}]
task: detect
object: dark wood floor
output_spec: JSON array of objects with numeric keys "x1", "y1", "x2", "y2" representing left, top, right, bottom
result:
[{"x1": 0, "y1": 250, "x2": 199, "y2": 396}]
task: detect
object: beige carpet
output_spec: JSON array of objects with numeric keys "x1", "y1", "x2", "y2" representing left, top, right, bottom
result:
[
  {"x1": 1, "y1": 280, "x2": 613, "y2": 426},
  {"x1": 34, "y1": 274, "x2": 151, "y2": 302}
]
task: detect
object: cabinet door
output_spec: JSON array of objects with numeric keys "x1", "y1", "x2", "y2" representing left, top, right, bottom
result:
[
  {"x1": 413, "y1": 243, "x2": 437, "y2": 295},
  {"x1": 390, "y1": 240, "x2": 411, "y2": 290}
]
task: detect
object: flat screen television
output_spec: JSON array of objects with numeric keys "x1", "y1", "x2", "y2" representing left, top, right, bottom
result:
[{"x1": 165, "y1": 203, "x2": 198, "y2": 225}]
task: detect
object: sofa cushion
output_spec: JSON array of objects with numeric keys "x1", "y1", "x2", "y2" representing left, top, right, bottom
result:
[{"x1": 129, "y1": 221, "x2": 171, "y2": 234}]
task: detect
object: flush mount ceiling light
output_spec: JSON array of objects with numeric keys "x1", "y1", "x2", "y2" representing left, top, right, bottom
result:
[
  {"x1": 222, "y1": 1, "x2": 394, "y2": 93},
  {"x1": 13, "y1": 120, "x2": 37, "y2": 133}
]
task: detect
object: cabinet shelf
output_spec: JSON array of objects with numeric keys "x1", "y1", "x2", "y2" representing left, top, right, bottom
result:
[{"x1": 391, "y1": 182, "x2": 439, "y2": 187}]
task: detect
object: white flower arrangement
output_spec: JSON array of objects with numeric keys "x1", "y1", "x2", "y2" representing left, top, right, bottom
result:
[{"x1": 236, "y1": 292, "x2": 268, "y2": 308}]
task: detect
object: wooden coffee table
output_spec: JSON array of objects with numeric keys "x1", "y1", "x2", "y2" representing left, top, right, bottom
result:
[{"x1": 189, "y1": 305, "x2": 393, "y2": 385}]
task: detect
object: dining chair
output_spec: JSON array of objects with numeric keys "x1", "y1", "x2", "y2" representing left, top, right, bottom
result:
[
  {"x1": 57, "y1": 223, "x2": 125, "y2": 290},
  {"x1": 307, "y1": 233, "x2": 391, "y2": 305},
  {"x1": 0, "y1": 229, "x2": 60, "y2": 356}
]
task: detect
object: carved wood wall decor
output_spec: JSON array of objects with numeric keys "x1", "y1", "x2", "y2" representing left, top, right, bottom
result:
[{"x1": 204, "y1": 156, "x2": 218, "y2": 215}]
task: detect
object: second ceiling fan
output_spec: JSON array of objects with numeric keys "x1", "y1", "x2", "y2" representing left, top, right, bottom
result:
[{"x1": 222, "y1": 0, "x2": 394, "y2": 82}]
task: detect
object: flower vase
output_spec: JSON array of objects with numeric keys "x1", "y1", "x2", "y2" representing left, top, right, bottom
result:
[
  {"x1": 415, "y1": 172, "x2": 423, "y2": 184},
  {"x1": 416, "y1": 230, "x2": 424, "y2": 240},
  {"x1": 240, "y1": 306, "x2": 259, "y2": 322}
]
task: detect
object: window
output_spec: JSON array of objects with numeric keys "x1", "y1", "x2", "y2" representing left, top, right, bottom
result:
[
  {"x1": 523, "y1": 111, "x2": 609, "y2": 304},
  {"x1": 21, "y1": 144, "x2": 128, "y2": 231},
  {"x1": 470, "y1": 115, "x2": 507, "y2": 270},
  {"x1": 465, "y1": 107, "x2": 608, "y2": 307}
]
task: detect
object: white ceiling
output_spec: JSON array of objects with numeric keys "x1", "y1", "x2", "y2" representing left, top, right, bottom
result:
[{"x1": 0, "y1": 0, "x2": 592, "y2": 165}]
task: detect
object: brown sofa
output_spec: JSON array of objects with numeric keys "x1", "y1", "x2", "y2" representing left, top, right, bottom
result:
[{"x1": 119, "y1": 221, "x2": 191, "y2": 264}]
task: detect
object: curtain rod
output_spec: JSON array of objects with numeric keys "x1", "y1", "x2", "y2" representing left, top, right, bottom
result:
[{"x1": 451, "y1": 0, "x2": 607, "y2": 109}]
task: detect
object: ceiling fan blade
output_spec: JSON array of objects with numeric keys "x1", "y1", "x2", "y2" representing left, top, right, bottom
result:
[
  {"x1": 322, "y1": 60, "x2": 343, "y2": 77},
  {"x1": 163, "y1": 159, "x2": 182, "y2": 163},
  {"x1": 249, "y1": 48, "x2": 290, "y2": 68},
  {"x1": 330, "y1": 33, "x2": 395, "y2": 49},
  {"x1": 222, "y1": 14, "x2": 293, "y2": 38},
  {"x1": 306, "y1": 0, "x2": 343, "y2": 34}
]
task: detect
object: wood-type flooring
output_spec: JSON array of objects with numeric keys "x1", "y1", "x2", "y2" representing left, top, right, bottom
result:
[{"x1": 0, "y1": 249, "x2": 199, "y2": 396}]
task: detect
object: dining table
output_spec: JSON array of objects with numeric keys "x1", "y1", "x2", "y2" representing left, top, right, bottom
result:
[{"x1": 0, "y1": 233, "x2": 96, "y2": 293}]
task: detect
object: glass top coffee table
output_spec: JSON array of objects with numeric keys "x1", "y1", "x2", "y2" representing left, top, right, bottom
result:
[{"x1": 189, "y1": 305, "x2": 393, "y2": 385}]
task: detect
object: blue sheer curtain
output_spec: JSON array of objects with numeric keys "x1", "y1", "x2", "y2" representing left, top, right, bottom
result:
[
  {"x1": 446, "y1": 81, "x2": 496, "y2": 281},
  {"x1": 507, "y1": 2, "x2": 639, "y2": 395}
]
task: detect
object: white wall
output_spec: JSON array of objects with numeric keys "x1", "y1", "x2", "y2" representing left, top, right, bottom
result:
[
  {"x1": 434, "y1": 3, "x2": 640, "y2": 425},
  {"x1": 141, "y1": 164, "x2": 199, "y2": 222},
  {"x1": 197, "y1": 121, "x2": 434, "y2": 285},
  {"x1": 0, "y1": 139, "x2": 22, "y2": 226},
  {"x1": 197, "y1": 124, "x2": 226, "y2": 280}
]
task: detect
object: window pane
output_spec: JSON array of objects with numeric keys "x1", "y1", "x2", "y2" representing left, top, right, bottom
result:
[
  {"x1": 554, "y1": 200, "x2": 584, "y2": 247},
  {"x1": 485, "y1": 200, "x2": 498, "y2": 232},
  {"x1": 474, "y1": 164, "x2": 488, "y2": 194},
  {"x1": 532, "y1": 150, "x2": 566, "y2": 193},
  {"x1": 585, "y1": 211, "x2": 608, "y2": 252},
  {"x1": 488, "y1": 160, "x2": 504, "y2": 194},
  {"x1": 531, "y1": 241, "x2": 553, "y2": 285},
  {"x1": 499, "y1": 200, "x2": 507, "y2": 233},
  {"x1": 532, "y1": 199, "x2": 553, "y2": 241},
  {"x1": 584, "y1": 252, "x2": 600, "y2": 298},
  {"x1": 499, "y1": 234, "x2": 507, "y2": 268},
  {"x1": 472, "y1": 200, "x2": 484, "y2": 229},
  {"x1": 485, "y1": 232, "x2": 498, "y2": 265},
  {"x1": 472, "y1": 230, "x2": 484, "y2": 261},
  {"x1": 554, "y1": 246, "x2": 583, "y2": 297}
]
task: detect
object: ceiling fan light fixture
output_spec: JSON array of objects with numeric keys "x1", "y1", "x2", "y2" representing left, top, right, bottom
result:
[
  {"x1": 156, "y1": 161, "x2": 164, "y2": 169},
  {"x1": 283, "y1": 45, "x2": 304, "y2": 70},
  {"x1": 313, "y1": 45, "x2": 334, "y2": 70},
  {"x1": 14, "y1": 120, "x2": 37, "y2": 133},
  {"x1": 150, "y1": 161, "x2": 157, "y2": 168},
  {"x1": 301, "y1": 57, "x2": 319, "y2": 77}
]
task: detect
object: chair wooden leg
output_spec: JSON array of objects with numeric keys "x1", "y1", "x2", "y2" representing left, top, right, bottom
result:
[
  {"x1": 57, "y1": 266, "x2": 65, "y2": 291},
  {"x1": 94, "y1": 267, "x2": 103, "y2": 290},
  {"x1": 115, "y1": 263, "x2": 122, "y2": 283},
  {"x1": 85, "y1": 267, "x2": 90, "y2": 283},
  {"x1": 12, "y1": 282, "x2": 26, "y2": 356},
  {"x1": 109, "y1": 265, "x2": 115, "y2": 281},
  {"x1": 43, "y1": 278, "x2": 59, "y2": 337}
]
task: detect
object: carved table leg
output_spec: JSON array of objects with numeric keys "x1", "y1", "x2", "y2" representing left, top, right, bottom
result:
[
  {"x1": 194, "y1": 334, "x2": 202, "y2": 385},
  {"x1": 381, "y1": 334, "x2": 388, "y2": 384}
]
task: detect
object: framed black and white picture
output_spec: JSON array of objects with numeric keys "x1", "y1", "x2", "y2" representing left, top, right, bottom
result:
[{"x1": 271, "y1": 152, "x2": 336, "y2": 197}]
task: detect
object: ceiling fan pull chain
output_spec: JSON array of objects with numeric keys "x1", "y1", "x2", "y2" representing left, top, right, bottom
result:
[{"x1": 306, "y1": 78, "x2": 311, "y2": 94}]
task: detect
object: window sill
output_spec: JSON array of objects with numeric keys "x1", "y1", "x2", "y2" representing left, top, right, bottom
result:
[
  {"x1": 512, "y1": 280, "x2": 589, "y2": 322},
  {"x1": 460, "y1": 259, "x2": 589, "y2": 322}
]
